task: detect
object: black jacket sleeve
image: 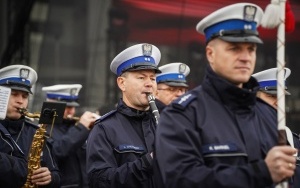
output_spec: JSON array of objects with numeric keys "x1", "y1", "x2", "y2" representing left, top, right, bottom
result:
[
  {"x1": 0, "y1": 153, "x2": 28, "y2": 188},
  {"x1": 49, "y1": 124, "x2": 90, "y2": 160},
  {"x1": 0, "y1": 126, "x2": 28, "y2": 188}
]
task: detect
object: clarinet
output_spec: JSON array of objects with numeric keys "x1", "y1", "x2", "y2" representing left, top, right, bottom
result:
[{"x1": 146, "y1": 93, "x2": 160, "y2": 125}]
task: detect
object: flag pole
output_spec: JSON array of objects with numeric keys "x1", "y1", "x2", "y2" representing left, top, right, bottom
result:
[{"x1": 261, "y1": 0, "x2": 288, "y2": 187}]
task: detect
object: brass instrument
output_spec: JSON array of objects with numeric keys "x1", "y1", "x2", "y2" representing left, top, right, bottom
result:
[
  {"x1": 19, "y1": 108, "x2": 40, "y2": 119},
  {"x1": 66, "y1": 115, "x2": 80, "y2": 122},
  {"x1": 66, "y1": 113, "x2": 100, "y2": 123},
  {"x1": 66, "y1": 113, "x2": 100, "y2": 129},
  {"x1": 19, "y1": 108, "x2": 80, "y2": 122},
  {"x1": 19, "y1": 108, "x2": 48, "y2": 188}
]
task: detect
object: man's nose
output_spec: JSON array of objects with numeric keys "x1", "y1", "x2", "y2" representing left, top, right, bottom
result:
[
  {"x1": 145, "y1": 78, "x2": 154, "y2": 87},
  {"x1": 240, "y1": 50, "x2": 252, "y2": 61},
  {"x1": 16, "y1": 95, "x2": 25, "y2": 103}
]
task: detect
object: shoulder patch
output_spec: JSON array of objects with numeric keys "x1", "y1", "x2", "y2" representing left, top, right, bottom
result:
[
  {"x1": 95, "y1": 110, "x2": 117, "y2": 124},
  {"x1": 172, "y1": 93, "x2": 197, "y2": 110}
]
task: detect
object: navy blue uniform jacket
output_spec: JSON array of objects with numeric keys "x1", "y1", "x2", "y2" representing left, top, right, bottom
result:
[
  {"x1": 155, "y1": 66, "x2": 278, "y2": 188},
  {"x1": 46, "y1": 120, "x2": 90, "y2": 188},
  {"x1": 87, "y1": 99, "x2": 156, "y2": 188},
  {"x1": 0, "y1": 123, "x2": 28, "y2": 188},
  {"x1": 0, "y1": 118, "x2": 60, "y2": 188},
  {"x1": 256, "y1": 98, "x2": 300, "y2": 188},
  {"x1": 155, "y1": 99, "x2": 166, "y2": 114}
]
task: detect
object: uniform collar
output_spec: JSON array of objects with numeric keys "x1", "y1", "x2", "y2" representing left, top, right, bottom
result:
[
  {"x1": 117, "y1": 99, "x2": 150, "y2": 118},
  {"x1": 203, "y1": 65, "x2": 259, "y2": 111},
  {"x1": 0, "y1": 118, "x2": 24, "y2": 135}
]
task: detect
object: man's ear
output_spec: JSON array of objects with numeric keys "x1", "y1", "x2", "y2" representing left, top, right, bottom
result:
[
  {"x1": 117, "y1": 76, "x2": 126, "y2": 91},
  {"x1": 206, "y1": 45, "x2": 214, "y2": 65}
]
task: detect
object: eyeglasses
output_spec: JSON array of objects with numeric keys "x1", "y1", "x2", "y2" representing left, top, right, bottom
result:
[{"x1": 157, "y1": 87, "x2": 187, "y2": 93}]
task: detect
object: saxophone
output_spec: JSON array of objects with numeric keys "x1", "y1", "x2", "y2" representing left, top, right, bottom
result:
[{"x1": 19, "y1": 108, "x2": 45, "y2": 188}]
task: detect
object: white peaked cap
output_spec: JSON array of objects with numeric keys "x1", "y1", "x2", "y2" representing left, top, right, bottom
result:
[
  {"x1": 196, "y1": 3, "x2": 264, "y2": 44},
  {"x1": 0, "y1": 64, "x2": 38, "y2": 94},
  {"x1": 42, "y1": 84, "x2": 82, "y2": 107},
  {"x1": 156, "y1": 62, "x2": 190, "y2": 87},
  {"x1": 110, "y1": 43, "x2": 161, "y2": 76},
  {"x1": 252, "y1": 68, "x2": 291, "y2": 95}
]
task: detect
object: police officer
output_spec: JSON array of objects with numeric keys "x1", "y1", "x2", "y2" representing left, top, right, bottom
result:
[
  {"x1": 43, "y1": 84, "x2": 97, "y2": 188},
  {"x1": 155, "y1": 62, "x2": 190, "y2": 112},
  {"x1": 0, "y1": 84, "x2": 28, "y2": 187},
  {"x1": 253, "y1": 68, "x2": 292, "y2": 109},
  {"x1": 87, "y1": 43, "x2": 161, "y2": 188},
  {"x1": 253, "y1": 68, "x2": 300, "y2": 188},
  {"x1": 0, "y1": 64, "x2": 60, "y2": 187},
  {"x1": 155, "y1": 3, "x2": 297, "y2": 188}
]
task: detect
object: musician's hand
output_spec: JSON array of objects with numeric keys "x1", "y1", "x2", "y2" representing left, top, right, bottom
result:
[
  {"x1": 79, "y1": 111, "x2": 100, "y2": 129},
  {"x1": 31, "y1": 167, "x2": 51, "y2": 185},
  {"x1": 265, "y1": 146, "x2": 297, "y2": 183}
]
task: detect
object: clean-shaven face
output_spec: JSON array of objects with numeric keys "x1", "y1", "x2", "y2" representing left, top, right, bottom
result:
[
  {"x1": 156, "y1": 83, "x2": 187, "y2": 105},
  {"x1": 7, "y1": 89, "x2": 29, "y2": 120},
  {"x1": 206, "y1": 39, "x2": 257, "y2": 88},
  {"x1": 118, "y1": 70, "x2": 157, "y2": 111}
]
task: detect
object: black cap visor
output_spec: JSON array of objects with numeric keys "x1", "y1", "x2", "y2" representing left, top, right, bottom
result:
[
  {"x1": 10, "y1": 86, "x2": 32, "y2": 94},
  {"x1": 220, "y1": 35, "x2": 263, "y2": 44},
  {"x1": 1, "y1": 82, "x2": 32, "y2": 94},
  {"x1": 47, "y1": 98, "x2": 80, "y2": 107},
  {"x1": 66, "y1": 101, "x2": 80, "y2": 107},
  {"x1": 122, "y1": 63, "x2": 161, "y2": 74},
  {"x1": 159, "y1": 81, "x2": 188, "y2": 88},
  {"x1": 209, "y1": 29, "x2": 263, "y2": 44},
  {"x1": 261, "y1": 88, "x2": 291, "y2": 96}
]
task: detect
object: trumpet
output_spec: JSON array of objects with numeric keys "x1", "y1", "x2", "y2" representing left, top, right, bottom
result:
[
  {"x1": 66, "y1": 115, "x2": 80, "y2": 122},
  {"x1": 66, "y1": 113, "x2": 100, "y2": 122}
]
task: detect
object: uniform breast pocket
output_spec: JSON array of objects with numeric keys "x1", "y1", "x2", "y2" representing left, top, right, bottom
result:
[
  {"x1": 114, "y1": 144, "x2": 145, "y2": 166},
  {"x1": 201, "y1": 143, "x2": 248, "y2": 166}
]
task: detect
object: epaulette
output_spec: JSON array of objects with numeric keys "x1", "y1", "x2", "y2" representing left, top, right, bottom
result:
[
  {"x1": 172, "y1": 93, "x2": 197, "y2": 110},
  {"x1": 95, "y1": 110, "x2": 117, "y2": 124},
  {"x1": 25, "y1": 119, "x2": 39, "y2": 129}
]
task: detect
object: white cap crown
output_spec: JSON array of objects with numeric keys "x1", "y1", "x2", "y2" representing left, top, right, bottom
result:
[
  {"x1": 156, "y1": 62, "x2": 190, "y2": 87},
  {"x1": 196, "y1": 3, "x2": 264, "y2": 43},
  {"x1": 0, "y1": 64, "x2": 38, "y2": 93},
  {"x1": 110, "y1": 43, "x2": 161, "y2": 76},
  {"x1": 252, "y1": 68, "x2": 291, "y2": 95}
]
